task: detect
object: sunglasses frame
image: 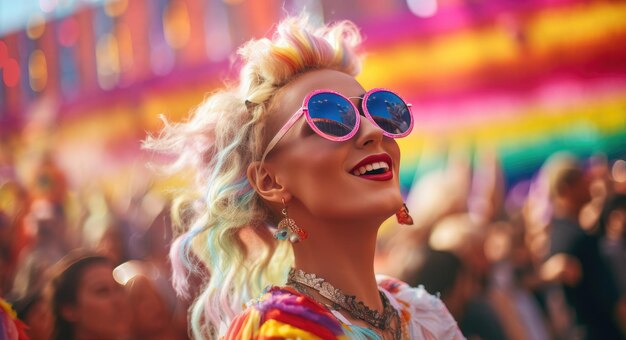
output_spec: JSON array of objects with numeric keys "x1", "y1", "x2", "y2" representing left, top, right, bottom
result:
[{"x1": 260, "y1": 88, "x2": 413, "y2": 165}]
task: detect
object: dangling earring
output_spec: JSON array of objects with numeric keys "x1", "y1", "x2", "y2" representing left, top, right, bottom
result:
[
  {"x1": 275, "y1": 198, "x2": 308, "y2": 243},
  {"x1": 396, "y1": 203, "x2": 414, "y2": 225}
]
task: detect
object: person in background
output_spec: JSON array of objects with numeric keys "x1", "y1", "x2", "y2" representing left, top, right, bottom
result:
[
  {"x1": 125, "y1": 275, "x2": 186, "y2": 340},
  {"x1": 46, "y1": 250, "x2": 131, "y2": 340},
  {"x1": 540, "y1": 152, "x2": 623, "y2": 339},
  {"x1": 405, "y1": 249, "x2": 472, "y2": 325},
  {"x1": 597, "y1": 194, "x2": 626, "y2": 337},
  {"x1": 12, "y1": 292, "x2": 52, "y2": 340},
  {"x1": 483, "y1": 220, "x2": 550, "y2": 340},
  {"x1": 10, "y1": 199, "x2": 68, "y2": 301},
  {"x1": 0, "y1": 181, "x2": 30, "y2": 297},
  {"x1": 427, "y1": 214, "x2": 507, "y2": 340},
  {"x1": 118, "y1": 206, "x2": 188, "y2": 339}
]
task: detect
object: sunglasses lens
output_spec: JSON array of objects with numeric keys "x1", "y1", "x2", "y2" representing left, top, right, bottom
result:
[
  {"x1": 307, "y1": 92, "x2": 357, "y2": 138},
  {"x1": 365, "y1": 90, "x2": 412, "y2": 135}
]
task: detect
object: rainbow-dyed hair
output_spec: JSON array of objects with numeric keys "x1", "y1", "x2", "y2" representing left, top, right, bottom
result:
[{"x1": 144, "y1": 14, "x2": 362, "y2": 339}]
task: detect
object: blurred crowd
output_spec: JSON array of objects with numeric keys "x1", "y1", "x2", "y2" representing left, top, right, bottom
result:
[
  {"x1": 1, "y1": 141, "x2": 626, "y2": 339},
  {"x1": 0, "y1": 145, "x2": 189, "y2": 340},
  {"x1": 378, "y1": 151, "x2": 626, "y2": 340}
]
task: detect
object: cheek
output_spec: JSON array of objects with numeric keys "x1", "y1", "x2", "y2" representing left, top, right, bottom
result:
[
  {"x1": 278, "y1": 142, "x2": 350, "y2": 209},
  {"x1": 281, "y1": 142, "x2": 346, "y2": 189},
  {"x1": 77, "y1": 293, "x2": 112, "y2": 321},
  {"x1": 76, "y1": 290, "x2": 130, "y2": 334},
  {"x1": 278, "y1": 139, "x2": 403, "y2": 218},
  {"x1": 74, "y1": 297, "x2": 107, "y2": 334}
]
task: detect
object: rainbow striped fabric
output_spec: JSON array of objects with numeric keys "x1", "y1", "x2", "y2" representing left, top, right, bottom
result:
[{"x1": 223, "y1": 277, "x2": 464, "y2": 340}]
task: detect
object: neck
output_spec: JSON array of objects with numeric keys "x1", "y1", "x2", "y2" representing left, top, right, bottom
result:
[
  {"x1": 553, "y1": 198, "x2": 581, "y2": 221},
  {"x1": 291, "y1": 217, "x2": 383, "y2": 311}
]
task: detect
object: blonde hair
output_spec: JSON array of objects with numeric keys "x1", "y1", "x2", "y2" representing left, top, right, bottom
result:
[{"x1": 144, "y1": 15, "x2": 362, "y2": 339}]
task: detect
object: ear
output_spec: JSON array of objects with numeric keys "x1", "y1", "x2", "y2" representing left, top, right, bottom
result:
[
  {"x1": 246, "y1": 161, "x2": 291, "y2": 204},
  {"x1": 60, "y1": 305, "x2": 78, "y2": 322}
]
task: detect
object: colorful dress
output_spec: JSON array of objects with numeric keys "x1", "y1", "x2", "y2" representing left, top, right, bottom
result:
[{"x1": 223, "y1": 276, "x2": 464, "y2": 340}]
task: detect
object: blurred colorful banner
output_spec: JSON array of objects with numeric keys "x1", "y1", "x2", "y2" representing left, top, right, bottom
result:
[{"x1": 1, "y1": 0, "x2": 625, "y2": 194}]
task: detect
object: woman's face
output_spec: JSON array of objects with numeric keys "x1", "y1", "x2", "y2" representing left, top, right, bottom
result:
[
  {"x1": 263, "y1": 69, "x2": 403, "y2": 224},
  {"x1": 65, "y1": 263, "x2": 131, "y2": 339}
]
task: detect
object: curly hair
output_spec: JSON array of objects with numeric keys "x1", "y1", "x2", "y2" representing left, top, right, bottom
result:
[{"x1": 144, "y1": 14, "x2": 363, "y2": 338}]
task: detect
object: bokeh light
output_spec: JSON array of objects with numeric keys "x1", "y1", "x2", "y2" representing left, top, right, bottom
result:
[
  {"x1": 407, "y1": 0, "x2": 438, "y2": 18},
  {"x1": 26, "y1": 13, "x2": 46, "y2": 39},
  {"x1": 96, "y1": 33, "x2": 120, "y2": 90},
  {"x1": 39, "y1": 0, "x2": 58, "y2": 13},
  {"x1": 2, "y1": 58, "x2": 20, "y2": 87},
  {"x1": 613, "y1": 160, "x2": 626, "y2": 183},
  {"x1": 163, "y1": 0, "x2": 191, "y2": 50},
  {"x1": 28, "y1": 49, "x2": 48, "y2": 92},
  {"x1": 115, "y1": 23, "x2": 134, "y2": 75}
]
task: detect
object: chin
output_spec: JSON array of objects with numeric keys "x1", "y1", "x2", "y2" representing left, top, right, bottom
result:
[
  {"x1": 358, "y1": 190, "x2": 403, "y2": 220},
  {"x1": 316, "y1": 194, "x2": 400, "y2": 223},
  {"x1": 385, "y1": 194, "x2": 404, "y2": 215}
]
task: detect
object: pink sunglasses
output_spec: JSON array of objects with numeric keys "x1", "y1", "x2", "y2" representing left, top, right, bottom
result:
[{"x1": 260, "y1": 88, "x2": 414, "y2": 164}]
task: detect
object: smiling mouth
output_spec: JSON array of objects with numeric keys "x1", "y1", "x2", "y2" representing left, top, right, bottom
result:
[
  {"x1": 352, "y1": 161, "x2": 390, "y2": 176},
  {"x1": 349, "y1": 154, "x2": 394, "y2": 181}
]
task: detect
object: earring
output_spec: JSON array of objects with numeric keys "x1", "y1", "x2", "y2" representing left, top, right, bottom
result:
[
  {"x1": 395, "y1": 203, "x2": 414, "y2": 225},
  {"x1": 275, "y1": 198, "x2": 308, "y2": 243}
]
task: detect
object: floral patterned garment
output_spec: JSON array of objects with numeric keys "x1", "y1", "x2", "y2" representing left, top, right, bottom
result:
[{"x1": 223, "y1": 276, "x2": 465, "y2": 340}]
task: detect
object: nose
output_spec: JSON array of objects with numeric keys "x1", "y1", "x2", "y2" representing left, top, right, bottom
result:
[{"x1": 354, "y1": 115, "x2": 383, "y2": 148}]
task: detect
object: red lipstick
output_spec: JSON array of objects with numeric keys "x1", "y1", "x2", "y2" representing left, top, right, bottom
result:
[{"x1": 349, "y1": 154, "x2": 393, "y2": 181}]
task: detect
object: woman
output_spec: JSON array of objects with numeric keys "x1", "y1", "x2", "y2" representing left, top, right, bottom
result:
[
  {"x1": 47, "y1": 250, "x2": 131, "y2": 340},
  {"x1": 147, "y1": 15, "x2": 462, "y2": 339}
]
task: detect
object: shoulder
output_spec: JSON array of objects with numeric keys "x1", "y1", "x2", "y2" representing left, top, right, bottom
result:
[
  {"x1": 223, "y1": 286, "x2": 347, "y2": 340},
  {"x1": 550, "y1": 218, "x2": 585, "y2": 240},
  {"x1": 377, "y1": 275, "x2": 465, "y2": 340},
  {"x1": 377, "y1": 275, "x2": 441, "y2": 307},
  {"x1": 550, "y1": 218, "x2": 589, "y2": 254}
]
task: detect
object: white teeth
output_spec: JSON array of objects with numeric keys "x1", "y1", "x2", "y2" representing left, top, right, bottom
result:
[{"x1": 352, "y1": 161, "x2": 390, "y2": 176}]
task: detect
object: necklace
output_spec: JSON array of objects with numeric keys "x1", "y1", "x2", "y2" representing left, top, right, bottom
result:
[{"x1": 287, "y1": 268, "x2": 401, "y2": 339}]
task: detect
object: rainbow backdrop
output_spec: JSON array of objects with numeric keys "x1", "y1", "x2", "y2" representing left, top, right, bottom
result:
[
  {"x1": 357, "y1": 0, "x2": 626, "y2": 190},
  {"x1": 1, "y1": 0, "x2": 624, "y2": 194}
]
